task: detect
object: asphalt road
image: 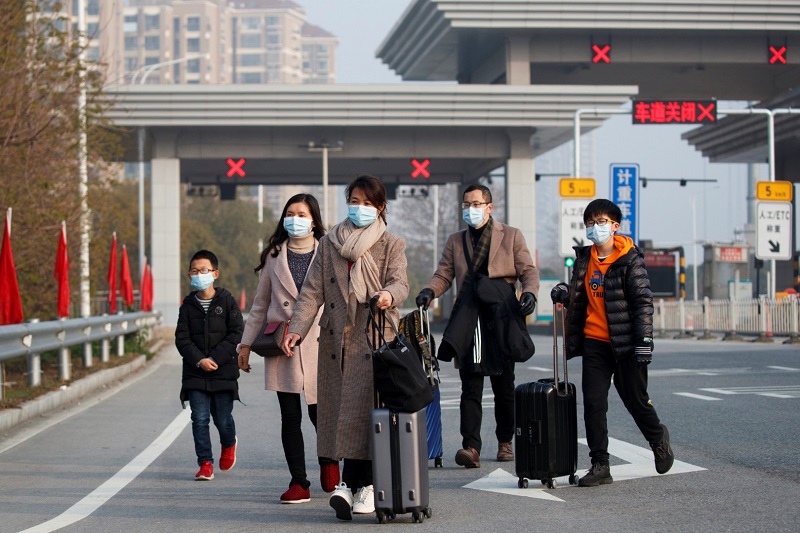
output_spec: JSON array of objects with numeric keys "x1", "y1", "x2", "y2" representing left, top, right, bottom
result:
[{"x1": 0, "y1": 334, "x2": 798, "y2": 532}]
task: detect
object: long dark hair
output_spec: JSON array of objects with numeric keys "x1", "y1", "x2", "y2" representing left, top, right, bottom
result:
[{"x1": 255, "y1": 193, "x2": 325, "y2": 273}]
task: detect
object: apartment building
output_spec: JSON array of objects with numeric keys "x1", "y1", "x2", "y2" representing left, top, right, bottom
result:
[{"x1": 67, "y1": 0, "x2": 337, "y2": 85}]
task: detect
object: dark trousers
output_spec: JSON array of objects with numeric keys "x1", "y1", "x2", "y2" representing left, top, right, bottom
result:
[
  {"x1": 188, "y1": 389, "x2": 236, "y2": 466},
  {"x1": 582, "y1": 338, "x2": 663, "y2": 466},
  {"x1": 276, "y1": 391, "x2": 321, "y2": 489},
  {"x1": 458, "y1": 364, "x2": 516, "y2": 453},
  {"x1": 342, "y1": 459, "x2": 372, "y2": 492}
]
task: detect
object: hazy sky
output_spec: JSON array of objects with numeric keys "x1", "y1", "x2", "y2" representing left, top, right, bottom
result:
[{"x1": 296, "y1": 0, "x2": 762, "y2": 267}]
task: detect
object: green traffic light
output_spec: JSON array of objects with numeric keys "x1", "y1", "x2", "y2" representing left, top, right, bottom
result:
[{"x1": 564, "y1": 257, "x2": 575, "y2": 268}]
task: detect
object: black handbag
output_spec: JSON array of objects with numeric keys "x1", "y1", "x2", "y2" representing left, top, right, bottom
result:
[
  {"x1": 251, "y1": 320, "x2": 290, "y2": 357},
  {"x1": 366, "y1": 301, "x2": 433, "y2": 413}
]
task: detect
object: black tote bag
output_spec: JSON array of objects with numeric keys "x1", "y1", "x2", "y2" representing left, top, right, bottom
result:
[{"x1": 366, "y1": 301, "x2": 433, "y2": 413}]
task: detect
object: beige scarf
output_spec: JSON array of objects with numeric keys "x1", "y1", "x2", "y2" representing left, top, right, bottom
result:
[{"x1": 328, "y1": 217, "x2": 386, "y2": 325}]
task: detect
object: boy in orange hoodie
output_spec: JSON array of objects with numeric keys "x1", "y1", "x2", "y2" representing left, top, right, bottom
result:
[{"x1": 551, "y1": 199, "x2": 674, "y2": 487}]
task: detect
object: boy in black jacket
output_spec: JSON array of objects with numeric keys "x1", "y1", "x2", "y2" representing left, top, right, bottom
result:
[
  {"x1": 175, "y1": 249, "x2": 243, "y2": 480},
  {"x1": 551, "y1": 199, "x2": 674, "y2": 487}
]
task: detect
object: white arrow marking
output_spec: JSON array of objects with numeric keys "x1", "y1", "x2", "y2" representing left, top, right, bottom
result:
[{"x1": 463, "y1": 437, "x2": 705, "y2": 500}]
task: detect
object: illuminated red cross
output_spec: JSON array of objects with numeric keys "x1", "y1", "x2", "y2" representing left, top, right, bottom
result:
[
  {"x1": 411, "y1": 159, "x2": 430, "y2": 179},
  {"x1": 769, "y1": 45, "x2": 787, "y2": 65},
  {"x1": 592, "y1": 44, "x2": 611, "y2": 64},
  {"x1": 697, "y1": 102, "x2": 715, "y2": 122},
  {"x1": 226, "y1": 158, "x2": 246, "y2": 178}
]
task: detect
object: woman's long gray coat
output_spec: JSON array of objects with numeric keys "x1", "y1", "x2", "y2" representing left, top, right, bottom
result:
[{"x1": 289, "y1": 230, "x2": 408, "y2": 461}]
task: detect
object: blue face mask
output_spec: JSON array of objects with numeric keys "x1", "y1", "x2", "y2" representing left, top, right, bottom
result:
[
  {"x1": 190, "y1": 272, "x2": 215, "y2": 291},
  {"x1": 586, "y1": 223, "x2": 613, "y2": 245},
  {"x1": 283, "y1": 216, "x2": 313, "y2": 238},
  {"x1": 348, "y1": 205, "x2": 378, "y2": 228},
  {"x1": 462, "y1": 207, "x2": 486, "y2": 228}
]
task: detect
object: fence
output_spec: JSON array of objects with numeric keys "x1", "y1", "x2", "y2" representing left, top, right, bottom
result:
[
  {"x1": 0, "y1": 311, "x2": 162, "y2": 391},
  {"x1": 654, "y1": 296, "x2": 800, "y2": 342}
]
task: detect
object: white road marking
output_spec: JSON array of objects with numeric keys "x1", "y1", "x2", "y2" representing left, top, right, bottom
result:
[
  {"x1": 674, "y1": 392, "x2": 722, "y2": 401},
  {"x1": 699, "y1": 388, "x2": 737, "y2": 395},
  {"x1": 700, "y1": 385, "x2": 800, "y2": 398},
  {"x1": 19, "y1": 409, "x2": 191, "y2": 533},
  {"x1": 526, "y1": 367, "x2": 551, "y2": 372},
  {"x1": 464, "y1": 437, "x2": 705, "y2": 500},
  {"x1": 767, "y1": 366, "x2": 799, "y2": 372}
]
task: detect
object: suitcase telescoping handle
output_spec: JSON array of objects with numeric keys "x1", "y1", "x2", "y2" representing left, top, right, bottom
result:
[{"x1": 551, "y1": 301, "x2": 570, "y2": 395}]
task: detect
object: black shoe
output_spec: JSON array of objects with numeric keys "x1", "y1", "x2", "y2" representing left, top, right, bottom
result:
[
  {"x1": 651, "y1": 424, "x2": 675, "y2": 474},
  {"x1": 578, "y1": 463, "x2": 613, "y2": 487}
]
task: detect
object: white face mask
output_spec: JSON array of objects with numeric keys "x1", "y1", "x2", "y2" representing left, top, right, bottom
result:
[
  {"x1": 283, "y1": 216, "x2": 313, "y2": 238},
  {"x1": 462, "y1": 207, "x2": 486, "y2": 228},
  {"x1": 586, "y1": 222, "x2": 613, "y2": 245}
]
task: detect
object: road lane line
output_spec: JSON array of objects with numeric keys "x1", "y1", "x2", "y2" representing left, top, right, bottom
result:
[
  {"x1": 19, "y1": 408, "x2": 190, "y2": 533},
  {"x1": 767, "y1": 366, "x2": 799, "y2": 371},
  {"x1": 674, "y1": 392, "x2": 722, "y2": 401}
]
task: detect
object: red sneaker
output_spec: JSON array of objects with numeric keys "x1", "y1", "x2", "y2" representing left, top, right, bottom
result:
[
  {"x1": 280, "y1": 483, "x2": 311, "y2": 504},
  {"x1": 219, "y1": 436, "x2": 237, "y2": 471},
  {"x1": 320, "y1": 462, "x2": 340, "y2": 492},
  {"x1": 195, "y1": 461, "x2": 214, "y2": 480}
]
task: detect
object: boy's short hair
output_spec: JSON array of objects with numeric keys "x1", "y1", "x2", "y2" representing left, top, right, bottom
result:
[
  {"x1": 189, "y1": 249, "x2": 218, "y2": 270},
  {"x1": 463, "y1": 183, "x2": 493, "y2": 204},
  {"x1": 583, "y1": 199, "x2": 622, "y2": 225}
]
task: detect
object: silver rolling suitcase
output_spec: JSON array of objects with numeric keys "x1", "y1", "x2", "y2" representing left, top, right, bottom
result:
[{"x1": 371, "y1": 409, "x2": 432, "y2": 524}]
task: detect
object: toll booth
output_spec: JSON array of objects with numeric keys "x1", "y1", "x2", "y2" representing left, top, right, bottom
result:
[{"x1": 703, "y1": 244, "x2": 752, "y2": 299}]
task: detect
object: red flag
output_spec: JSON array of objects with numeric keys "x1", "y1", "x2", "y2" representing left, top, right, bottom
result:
[
  {"x1": 119, "y1": 244, "x2": 134, "y2": 307},
  {"x1": 54, "y1": 221, "x2": 70, "y2": 318},
  {"x1": 140, "y1": 257, "x2": 153, "y2": 312},
  {"x1": 239, "y1": 288, "x2": 247, "y2": 311},
  {"x1": 107, "y1": 232, "x2": 117, "y2": 314},
  {"x1": 0, "y1": 209, "x2": 24, "y2": 325}
]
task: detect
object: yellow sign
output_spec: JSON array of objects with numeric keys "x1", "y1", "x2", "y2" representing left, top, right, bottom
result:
[
  {"x1": 756, "y1": 181, "x2": 793, "y2": 201},
  {"x1": 559, "y1": 178, "x2": 596, "y2": 198}
]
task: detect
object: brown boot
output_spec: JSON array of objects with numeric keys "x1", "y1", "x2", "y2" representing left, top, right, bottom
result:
[
  {"x1": 455, "y1": 447, "x2": 480, "y2": 468},
  {"x1": 496, "y1": 441, "x2": 514, "y2": 462}
]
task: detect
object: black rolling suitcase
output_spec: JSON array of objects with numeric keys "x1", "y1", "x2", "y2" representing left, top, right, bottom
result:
[
  {"x1": 514, "y1": 302, "x2": 578, "y2": 489},
  {"x1": 371, "y1": 409, "x2": 432, "y2": 524}
]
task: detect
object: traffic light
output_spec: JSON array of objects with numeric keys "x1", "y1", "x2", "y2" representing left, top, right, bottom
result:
[{"x1": 564, "y1": 257, "x2": 575, "y2": 268}]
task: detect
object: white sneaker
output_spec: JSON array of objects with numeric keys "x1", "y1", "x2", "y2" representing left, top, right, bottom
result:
[
  {"x1": 352, "y1": 485, "x2": 375, "y2": 514},
  {"x1": 329, "y1": 482, "x2": 353, "y2": 521}
]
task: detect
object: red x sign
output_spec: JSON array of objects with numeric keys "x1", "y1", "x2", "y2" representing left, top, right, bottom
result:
[
  {"x1": 411, "y1": 159, "x2": 430, "y2": 179},
  {"x1": 769, "y1": 45, "x2": 787, "y2": 65},
  {"x1": 592, "y1": 44, "x2": 611, "y2": 64},
  {"x1": 226, "y1": 158, "x2": 246, "y2": 178},
  {"x1": 697, "y1": 102, "x2": 715, "y2": 122}
]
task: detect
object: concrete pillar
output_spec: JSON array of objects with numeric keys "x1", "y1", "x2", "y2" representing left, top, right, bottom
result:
[
  {"x1": 151, "y1": 158, "x2": 182, "y2": 325},
  {"x1": 505, "y1": 36, "x2": 531, "y2": 85},
  {"x1": 506, "y1": 131, "x2": 537, "y2": 263}
]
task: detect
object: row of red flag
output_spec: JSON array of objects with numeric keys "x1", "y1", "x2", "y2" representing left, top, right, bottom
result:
[{"x1": 0, "y1": 208, "x2": 153, "y2": 326}]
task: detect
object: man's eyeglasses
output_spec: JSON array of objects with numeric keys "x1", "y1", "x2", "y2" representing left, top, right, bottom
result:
[
  {"x1": 189, "y1": 268, "x2": 217, "y2": 275},
  {"x1": 584, "y1": 218, "x2": 617, "y2": 228},
  {"x1": 461, "y1": 202, "x2": 489, "y2": 209}
]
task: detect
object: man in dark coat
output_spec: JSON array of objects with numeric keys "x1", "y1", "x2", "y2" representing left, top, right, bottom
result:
[
  {"x1": 551, "y1": 199, "x2": 674, "y2": 487},
  {"x1": 416, "y1": 184, "x2": 539, "y2": 468}
]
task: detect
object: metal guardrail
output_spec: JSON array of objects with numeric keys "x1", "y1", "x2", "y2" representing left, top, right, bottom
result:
[{"x1": 0, "y1": 311, "x2": 162, "y2": 389}]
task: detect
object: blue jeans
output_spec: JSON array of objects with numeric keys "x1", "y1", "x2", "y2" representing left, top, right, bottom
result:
[{"x1": 188, "y1": 389, "x2": 236, "y2": 465}]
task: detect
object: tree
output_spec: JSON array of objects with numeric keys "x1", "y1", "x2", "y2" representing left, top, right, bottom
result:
[{"x1": 0, "y1": 1, "x2": 118, "y2": 319}]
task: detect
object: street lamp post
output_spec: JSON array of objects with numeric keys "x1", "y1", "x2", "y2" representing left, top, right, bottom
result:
[
  {"x1": 306, "y1": 141, "x2": 343, "y2": 227},
  {"x1": 132, "y1": 54, "x2": 208, "y2": 279}
]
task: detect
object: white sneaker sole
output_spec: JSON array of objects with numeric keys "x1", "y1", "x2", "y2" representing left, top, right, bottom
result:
[
  {"x1": 353, "y1": 505, "x2": 375, "y2": 514},
  {"x1": 281, "y1": 498, "x2": 311, "y2": 504}
]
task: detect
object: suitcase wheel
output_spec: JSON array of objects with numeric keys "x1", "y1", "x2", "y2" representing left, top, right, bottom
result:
[
  {"x1": 434, "y1": 457, "x2": 443, "y2": 468},
  {"x1": 376, "y1": 510, "x2": 389, "y2": 524},
  {"x1": 569, "y1": 474, "x2": 578, "y2": 485},
  {"x1": 424, "y1": 507, "x2": 432, "y2": 519},
  {"x1": 412, "y1": 511, "x2": 424, "y2": 523},
  {"x1": 518, "y1": 478, "x2": 529, "y2": 489},
  {"x1": 545, "y1": 478, "x2": 557, "y2": 489}
]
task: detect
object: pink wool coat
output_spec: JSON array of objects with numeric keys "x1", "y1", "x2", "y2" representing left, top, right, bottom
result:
[
  {"x1": 289, "y1": 231, "x2": 408, "y2": 461},
  {"x1": 241, "y1": 243, "x2": 321, "y2": 404}
]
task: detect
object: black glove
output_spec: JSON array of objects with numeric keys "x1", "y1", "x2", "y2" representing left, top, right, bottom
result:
[
  {"x1": 416, "y1": 288, "x2": 435, "y2": 310},
  {"x1": 519, "y1": 292, "x2": 536, "y2": 316},
  {"x1": 550, "y1": 282, "x2": 570, "y2": 305},
  {"x1": 635, "y1": 338, "x2": 654, "y2": 367}
]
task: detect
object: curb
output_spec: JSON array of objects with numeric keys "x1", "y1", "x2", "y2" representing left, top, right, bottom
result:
[{"x1": 0, "y1": 340, "x2": 165, "y2": 434}]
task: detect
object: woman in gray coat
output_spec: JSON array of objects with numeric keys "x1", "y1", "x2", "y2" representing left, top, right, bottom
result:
[
  {"x1": 283, "y1": 175, "x2": 409, "y2": 521},
  {"x1": 238, "y1": 193, "x2": 339, "y2": 504}
]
